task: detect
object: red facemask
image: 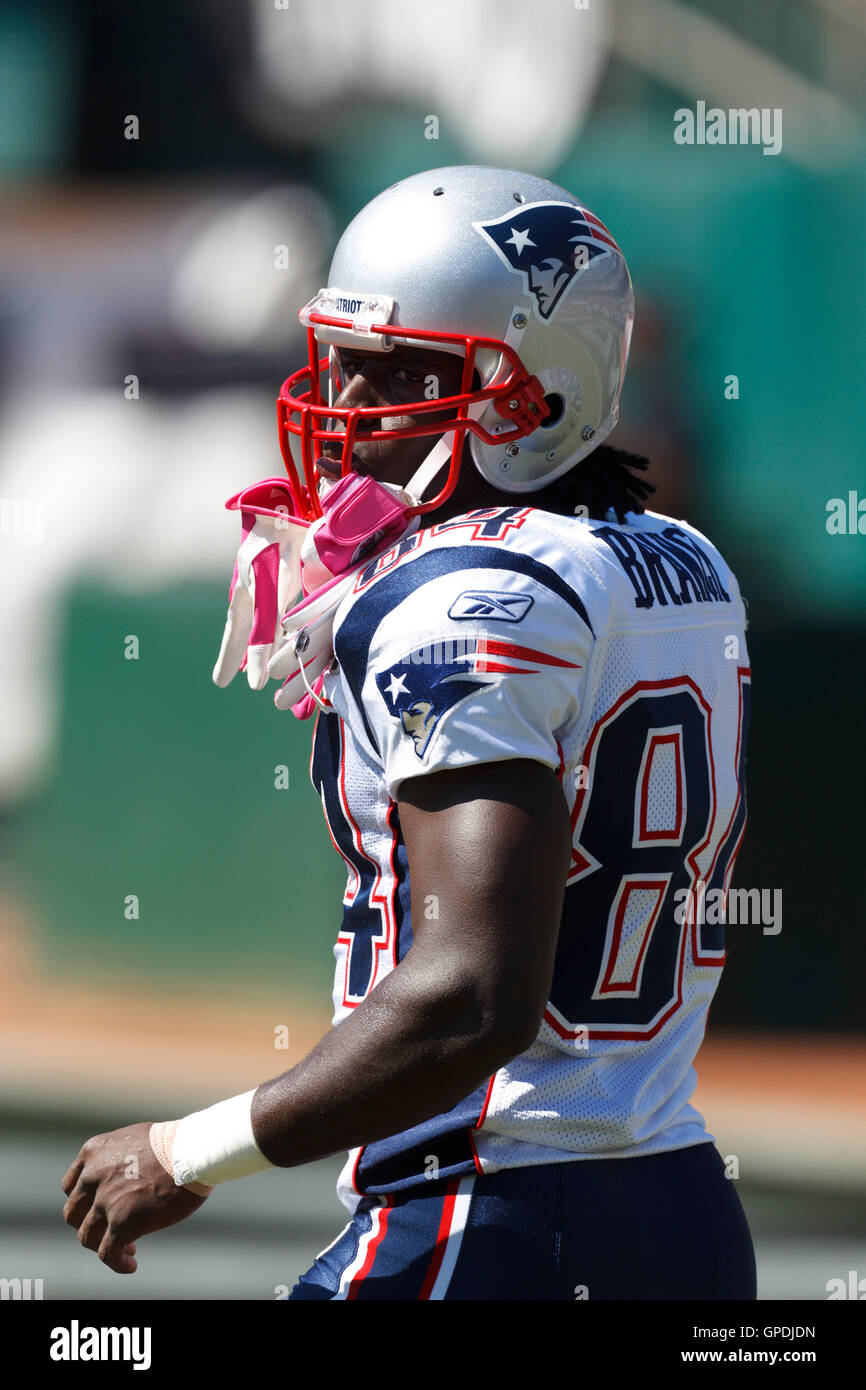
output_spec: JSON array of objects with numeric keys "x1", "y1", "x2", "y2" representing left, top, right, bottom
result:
[{"x1": 276, "y1": 298, "x2": 550, "y2": 522}]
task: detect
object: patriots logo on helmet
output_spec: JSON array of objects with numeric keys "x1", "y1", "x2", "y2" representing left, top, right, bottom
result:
[
  {"x1": 375, "y1": 637, "x2": 581, "y2": 758},
  {"x1": 473, "y1": 201, "x2": 621, "y2": 321}
]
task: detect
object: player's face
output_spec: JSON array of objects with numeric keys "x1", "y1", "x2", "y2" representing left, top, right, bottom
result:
[{"x1": 316, "y1": 345, "x2": 468, "y2": 495}]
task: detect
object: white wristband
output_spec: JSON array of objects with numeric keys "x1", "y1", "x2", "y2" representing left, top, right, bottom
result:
[{"x1": 170, "y1": 1089, "x2": 275, "y2": 1187}]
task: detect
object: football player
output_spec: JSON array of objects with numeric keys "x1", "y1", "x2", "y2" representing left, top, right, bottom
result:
[{"x1": 63, "y1": 166, "x2": 756, "y2": 1300}]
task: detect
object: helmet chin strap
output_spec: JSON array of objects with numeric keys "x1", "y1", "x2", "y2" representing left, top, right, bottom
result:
[
  {"x1": 403, "y1": 396, "x2": 493, "y2": 507},
  {"x1": 403, "y1": 433, "x2": 456, "y2": 506}
]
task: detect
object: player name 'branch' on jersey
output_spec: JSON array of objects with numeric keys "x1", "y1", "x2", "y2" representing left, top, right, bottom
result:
[{"x1": 307, "y1": 503, "x2": 750, "y2": 1214}]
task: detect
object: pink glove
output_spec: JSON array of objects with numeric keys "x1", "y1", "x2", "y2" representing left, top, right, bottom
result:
[
  {"x1": 212, "y1": 479, "x2": 310, "y2": 691},
  {"x1": 270, "y1": 473, "x2": 419, "y2": 718}
]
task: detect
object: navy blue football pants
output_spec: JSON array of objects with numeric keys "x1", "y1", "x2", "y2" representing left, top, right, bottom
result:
[{"x1": 288, "y1": 1141, "x2": 757, "y2": 1300}]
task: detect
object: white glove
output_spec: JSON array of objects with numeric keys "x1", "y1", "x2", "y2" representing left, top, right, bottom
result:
[
  {"x1": 267, "y1": 570, "x2": 359, "y2": 712},
  {"x1": 212, "y1": 479, "x2": 310, "y2": 691}
]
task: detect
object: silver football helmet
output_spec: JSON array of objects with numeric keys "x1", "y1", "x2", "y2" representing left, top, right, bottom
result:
[{"x1": 277, "y1": 165, "x2": 634, "y2": 519}]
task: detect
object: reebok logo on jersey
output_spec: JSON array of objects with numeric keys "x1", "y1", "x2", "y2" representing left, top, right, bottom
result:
[
  {"x1": 447, "y1": 590, "x2": 534, "y2": 622},
  {"x1": 376, "y1": 638, "x2": 580, "y2": 758},
  {"x1": 474, "y1": 201, "x2": 620, "y2": 321}
]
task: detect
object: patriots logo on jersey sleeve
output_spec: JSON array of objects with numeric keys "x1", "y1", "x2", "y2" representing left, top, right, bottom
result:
[
  {"x1": 375, "y1": 637, "x2": 580, "y2": 758},
  {"x1": 473, "y1": 201, "x2": 620, "y2": 321}
]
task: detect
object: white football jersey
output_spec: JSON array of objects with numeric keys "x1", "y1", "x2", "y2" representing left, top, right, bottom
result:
[{"x1": 309, "y1": 503, "x2": 750, "y2": 1212}]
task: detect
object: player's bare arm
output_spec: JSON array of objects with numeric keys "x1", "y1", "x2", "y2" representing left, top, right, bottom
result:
[{"x1": 252, "y1": 757, "x2": 572, "y2": 1166}]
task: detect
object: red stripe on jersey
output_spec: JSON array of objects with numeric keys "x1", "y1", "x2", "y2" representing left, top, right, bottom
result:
[
  {"x1": 477, "y1": 1073, "x2": 496, "y2": 1128},
  {"x1": 475, "y1": 659, "x2": 539, "y2": 675},
  {"x1": 418, "y1": 1183, "x2": 460, "y2": 1301},
  {"x1": 467, "y1": 1126, "x2": 484, "y2": 1176},
  {"x1": 346, "y1": 1200, "x2": 392, "y2": 1299},
  {"x1": 467, "y1": 1073, "x2": 497, "y2": 1174},
  {"x1": 480, "y1": 638, "x2": 581, "y2": 669}
]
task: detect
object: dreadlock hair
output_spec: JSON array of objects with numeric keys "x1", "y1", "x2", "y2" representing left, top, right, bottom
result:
[{"x1": 532, "y1": 444, "x2": 656, "y2": 524}]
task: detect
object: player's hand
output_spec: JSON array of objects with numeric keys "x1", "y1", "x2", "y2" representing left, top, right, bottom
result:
[
  {"x1": 61, "y1": 1121, "x2": 209, "y2": 1274},
  {"x1": 212, "y1": 479, "x2": 310, "y2": 691}
]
